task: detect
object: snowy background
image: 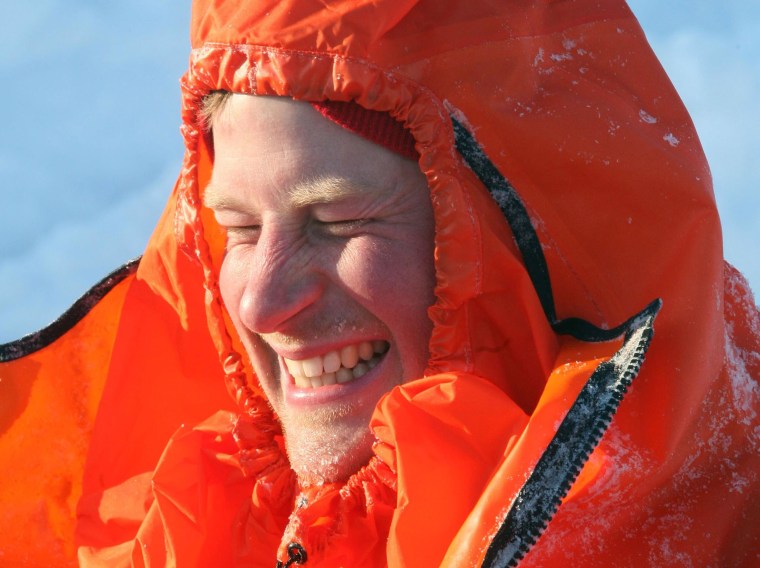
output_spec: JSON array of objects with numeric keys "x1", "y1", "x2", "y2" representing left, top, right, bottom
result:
[{"x1": 1, "y1": 1, "x2": 758, "y2": 342}]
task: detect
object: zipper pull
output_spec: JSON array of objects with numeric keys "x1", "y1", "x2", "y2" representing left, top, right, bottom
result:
[{"x1": 276, "y1": 542, "x2": 308, "y2": 568}]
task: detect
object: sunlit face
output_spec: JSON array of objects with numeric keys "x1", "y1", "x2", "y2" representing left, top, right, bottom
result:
[{"x1": 206, "y1": 95, "x2": 435, "y2": 484}]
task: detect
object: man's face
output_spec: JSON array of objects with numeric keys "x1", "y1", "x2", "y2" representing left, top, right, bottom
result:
[{"x1": 206, "y1": 95, "x2": 435, "y2": 484}]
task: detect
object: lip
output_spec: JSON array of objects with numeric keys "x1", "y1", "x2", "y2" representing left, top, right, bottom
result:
[{"x1": 280, "y1": 347, "x2": 389, "y2": 407}]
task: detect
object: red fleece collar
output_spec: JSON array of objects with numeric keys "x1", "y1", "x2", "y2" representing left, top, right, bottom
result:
[{"x1": 311, "y1": 100, "x2": 419, "y2": 161}]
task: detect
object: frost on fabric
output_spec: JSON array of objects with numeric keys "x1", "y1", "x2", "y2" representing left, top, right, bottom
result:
[
  {"x1": 656, "y1": 267, "x2": 760, "y2": 536},
  {"x1": 444, "y1": 100, "x2": 479, "y2": 137},
  {"x1": 521, "y1": 427, "x2": 653, "y2": 564},
  {"x1": 533, "y1": 48, "x2": 545, "y2": 67},
  {"x1": 550, "y1": 52, "x2": 573, "y2": 63},
  {"x1": 723, "y1": 267, "x2": 760, "y2": 427},
  {"x1": 724, "y1": 330, "x2": 758, "y2": 428},
  {"x1": 521, "y1": 424, "x2": 722, "y2": 567},
  {"x1": 646, "y1": 537, "x2": 695, "y2": 568},
  {"x1": 638, "y1": 109, "x2": 658, "y2": 124},
  {"x1": 532, "y1": 34, "x2": 594, "y2": 78},
  {"x1": 520, "y1": 268, "x2": 759, "y2": 565}
]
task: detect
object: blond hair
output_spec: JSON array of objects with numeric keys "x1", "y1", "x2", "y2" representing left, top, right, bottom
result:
[{"x1": 199, "y1": 90, "x2": 233, "y2": 131}]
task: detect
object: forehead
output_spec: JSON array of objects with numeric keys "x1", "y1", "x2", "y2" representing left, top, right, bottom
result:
[{"x1": 204, "y1": 95, "x2": 418, "y2": 210}]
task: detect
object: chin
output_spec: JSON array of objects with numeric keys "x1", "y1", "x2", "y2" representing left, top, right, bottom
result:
[{"x1": 285, "y1": 420, "x2": 376, "y2": 486}]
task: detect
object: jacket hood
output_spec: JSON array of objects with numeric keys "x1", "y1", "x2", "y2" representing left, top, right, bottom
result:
[
  {"x1": 172, "y1": 0, "x2": 720, "y2": 418},
  {"x1": 2, "y1": 1, "x2": 756, "y2": 566}
]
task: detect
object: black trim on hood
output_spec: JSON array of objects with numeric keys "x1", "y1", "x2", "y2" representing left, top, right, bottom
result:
[
  {"x1": 0, "y1": 258, "x2": 140, "y2": 363},
  {"x1": 451, "y1": 117, "x2": 557, "y2": 327},
  {"x1": 451, "y1": 116, "x2": 659, "y2": 343}
]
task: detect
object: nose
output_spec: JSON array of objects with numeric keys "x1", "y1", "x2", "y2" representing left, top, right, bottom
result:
[{"x1": 237, "y1": 228, "x2": 325, "y2": 334}]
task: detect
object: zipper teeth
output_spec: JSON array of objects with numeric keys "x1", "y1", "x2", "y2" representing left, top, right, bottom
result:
[{"x1": 481, "y1": 310, "x2": 658, "y2": 568}]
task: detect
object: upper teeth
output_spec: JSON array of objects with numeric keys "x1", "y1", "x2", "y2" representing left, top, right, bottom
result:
[{"x1": 284, "y1": 340, "x2": 389, "y2": 389}]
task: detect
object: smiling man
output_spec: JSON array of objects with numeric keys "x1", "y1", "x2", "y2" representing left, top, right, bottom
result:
[
  {"x1": 1, "y1": 1, "x2": 758, "y2": 566},
  {"x1": 204, "y1": 94, "x2": 436, "y2": 483}
]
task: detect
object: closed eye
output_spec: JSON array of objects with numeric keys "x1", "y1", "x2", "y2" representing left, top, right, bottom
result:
[
  {"x1": 225, "y1": 225, "x2": 261, "y2": 244},
  {"x1": 314, "y1": 218, "x2": 371, "y2": 237}
]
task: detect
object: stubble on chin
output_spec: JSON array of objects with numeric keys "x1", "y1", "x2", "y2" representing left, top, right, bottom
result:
[{"x1": 281, "y1": 408, "x2": 377, "y2": 486}]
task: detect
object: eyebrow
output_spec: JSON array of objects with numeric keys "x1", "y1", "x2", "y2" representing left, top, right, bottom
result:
[
  {"x1": 202, "y1": 181, "x2": 242, "y2": 211},
  {"x1": 203, "y1": 175, "x2": 386, "y2": 211},
  {"x1": 290, "y1": 176, "x2": 385, "y2": 207}
]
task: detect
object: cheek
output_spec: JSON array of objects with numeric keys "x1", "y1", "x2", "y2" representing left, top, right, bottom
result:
[
  {"x1": 336, "y1": 239, "x2": 400, "y2": 307},
  {"x1": 337, "y1": 233, "x2": 436, "y2": 334}
]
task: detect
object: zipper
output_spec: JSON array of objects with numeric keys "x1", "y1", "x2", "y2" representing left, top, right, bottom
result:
[{"x1": 481, "y1": 301, "x2": 660, "y2": 567}]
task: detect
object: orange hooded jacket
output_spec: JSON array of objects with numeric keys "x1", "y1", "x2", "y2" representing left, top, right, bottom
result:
[{"x1": 1, "y1": 1, "x2": 759, "y2": 566}]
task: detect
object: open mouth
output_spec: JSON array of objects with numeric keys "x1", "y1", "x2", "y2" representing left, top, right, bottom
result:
[{"x1": 284, "y1": 340, "x2": 389, "y2": 389}]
